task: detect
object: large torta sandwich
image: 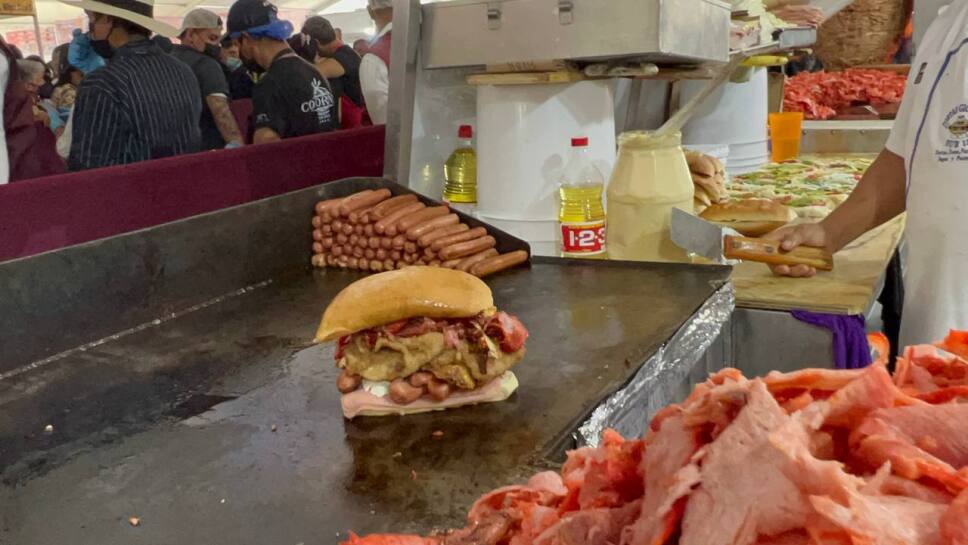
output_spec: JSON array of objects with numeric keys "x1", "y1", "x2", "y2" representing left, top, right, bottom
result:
[{"x1": 315, "y1": 267, "x2": 529, "y2": 418}]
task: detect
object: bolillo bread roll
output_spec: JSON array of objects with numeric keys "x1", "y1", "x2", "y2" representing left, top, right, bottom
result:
[{"x1": 700, "y1": 199, "x2": 797, "y2": 237}]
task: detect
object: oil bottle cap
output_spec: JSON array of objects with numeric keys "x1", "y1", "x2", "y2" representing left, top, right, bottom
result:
[
  {"x1": 458, "y1": 125, "x2": 473, "y2": 139},
  {"x1": 571, "y1": 137, "x2": 589, "y2": 147}
]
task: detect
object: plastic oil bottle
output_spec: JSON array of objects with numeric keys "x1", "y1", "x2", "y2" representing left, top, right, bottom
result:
[
  {"x1": 558, "y1": 137, "x2": 607, "y2": 258},
  {"x1": 442, "y1": 125, "x2": 477, "y2": 211}
]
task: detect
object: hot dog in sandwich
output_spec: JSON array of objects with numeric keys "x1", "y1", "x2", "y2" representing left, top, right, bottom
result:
[{"x1": 315, "y1": 266, "x2": 529, "y2": 418}]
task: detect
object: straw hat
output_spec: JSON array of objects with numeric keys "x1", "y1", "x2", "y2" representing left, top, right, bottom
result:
[{"x1": 58, "y1": 0, "x2": 179, "y2": 38}]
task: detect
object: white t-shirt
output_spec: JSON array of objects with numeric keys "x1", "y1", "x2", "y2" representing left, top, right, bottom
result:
[
  {"x1": 884, "y1": 0, "x2": 968, "y2": 345},
  {"x1": 360, "y1": 22, "x2": 391, "y2": 125}
]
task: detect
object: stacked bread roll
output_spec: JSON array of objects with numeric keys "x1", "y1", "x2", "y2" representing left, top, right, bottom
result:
[
  {"x1": 685, "y1": 151, "x2": 728, "y2": 215},
  {"x1": 310, "y1": 189, "x2": 529, "y2": 278}
]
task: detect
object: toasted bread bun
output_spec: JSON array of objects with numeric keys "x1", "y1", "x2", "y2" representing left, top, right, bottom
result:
[
  {"x1": 315, "y1": 267, "x2": 493, "y2": 342},
  {"x1": 694, "y1": 186, "x2": 712, "y2": 207},
  {"x1": 715, "y1": 220, "x2": 790, "y2": 237},
  {"x1": 701, "y1": 199, "x2": 797, "y2": 223},
  {"x1": 685, "y1": 150, "x2": 718, "y2": 179}
]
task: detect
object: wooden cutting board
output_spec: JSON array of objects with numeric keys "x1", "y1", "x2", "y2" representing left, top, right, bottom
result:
[{"x1": 732, "y1": 214, "x2": 906, "y2": 315}]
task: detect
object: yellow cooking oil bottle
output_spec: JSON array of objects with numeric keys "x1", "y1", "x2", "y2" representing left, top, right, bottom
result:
[
  {"x1": 558, "y1": 137, "x2": 607, "y2": 258},
  {"x1": 442, "y1": 125, "x2": 477, "y2": 209}
]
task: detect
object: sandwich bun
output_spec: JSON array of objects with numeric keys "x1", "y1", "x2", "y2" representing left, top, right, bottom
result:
[
  {"x1": 700, "y1": 199, "x2": 797, "y2": 237},
  {"x1": 315, "y1": 267, "x2": 494, "y2": 342}
]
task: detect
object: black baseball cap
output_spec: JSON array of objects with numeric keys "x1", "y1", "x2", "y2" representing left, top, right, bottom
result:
[{"x1": 227, "y1": 0, "x2": 287, "y2": 38}]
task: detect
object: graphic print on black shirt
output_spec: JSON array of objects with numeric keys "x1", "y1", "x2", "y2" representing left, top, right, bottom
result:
[{"x1": 252, "y1": 51, "x2": 337, "y2": 139}]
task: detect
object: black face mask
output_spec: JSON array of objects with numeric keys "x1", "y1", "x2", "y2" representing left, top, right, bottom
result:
[
  {"x1": 203, "y1": 43, "x2": 221, "y2": 59},
  {"x1": 89, "y1": 22, "x2": 114, "y2": 59},
  {"x1": 242, "y1": 57, "x2": 263, "y2": 74}
]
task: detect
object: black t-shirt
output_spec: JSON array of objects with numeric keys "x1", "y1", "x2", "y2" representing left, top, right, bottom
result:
[
  {"x1": 253, "y1": 50, "x2": 338, "y2": 139},
  {"x1": 171, "y1": 45, "x2": 231, "y2": 150},
  {"x1": 330, "y1": 44, "x2": 363, "y2": 107}
]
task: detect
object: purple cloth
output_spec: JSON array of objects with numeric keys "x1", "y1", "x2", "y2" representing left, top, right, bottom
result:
[{"x1": 791, "y1": 310, "x2": 872, "y2": 370}]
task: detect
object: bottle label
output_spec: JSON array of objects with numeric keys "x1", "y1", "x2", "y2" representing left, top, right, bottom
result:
[{"x1": 561, "y1": 221, "x2": 606, "y2": 255}]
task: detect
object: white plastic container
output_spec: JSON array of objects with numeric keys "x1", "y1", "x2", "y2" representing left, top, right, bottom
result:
[
  {"x1": 476, "y1": 214, "x2": 559, "y2": 257},
  {"x1": 475, "y1": 81, "x2": 616, "y2": 223},
  {"x1": 681, "y1": 67, "x2": 769, "y2": 176}
]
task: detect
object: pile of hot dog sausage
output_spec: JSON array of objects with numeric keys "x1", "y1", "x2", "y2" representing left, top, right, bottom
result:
[{"x1": 310, "y1": 188, "x2": 529, "y2": 277}]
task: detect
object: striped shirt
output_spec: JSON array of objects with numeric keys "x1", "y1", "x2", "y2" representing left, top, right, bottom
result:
[{"x1": 68, "y1": 39, "x2": 202, "y2": 171}]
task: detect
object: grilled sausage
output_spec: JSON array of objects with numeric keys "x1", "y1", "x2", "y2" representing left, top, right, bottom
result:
[
  {"x1": 404, "y1": 241, "x2": 417, "y2": 254},
  {"x1": 376, "y1": 248, "x2": 388, "y2": 261},
  {"x1": 354, "y1": 224, "x2": 364, "y2": 236},
  {"x1": 312, "y1": 242, "x2": 324, "y2": 254},
  {"x1": 311, "y1": 254, "x2": 326, "y2": 267},
  {"x1": 438, "y1": 236, "x2": 496, "y2": 261},
  {"x1": 332, "y1": 219, "x2": 344, "y2": 232},
  {"x1": 431, "y1": 227, "x2": 487, "y2": 252},
  {"x1": 352, "y1": 246, "x2": 364, "y2": 258},
  {"x1": 325, "y1": 254, "x2": 338, "y2": 267},
  {"x1": 409, "y1": 371, "x2": 435, "y2": 387},
  {"x1": 347, "y1": 257, "x2": 360, "y2": 270},
  {"x1": 339, "y1": 189, "x2": 391, "y2": 217},
  {"x1": 424, "y1": 247, "x2": 437, "y2": 259},
  {"x1": 314, "y1": 197, "x2": 342, "y2": 216},
  {"x1": 406, "y1": 213, "x2": 459, "y2": 241},
  {"x1": 322, "y1": 237, "x2": 334, "y2": 249},
  {"x1": 374, "y1": 202, "x2": 425, "y2": 234},
  {"x1": 390, "y1": 250, "x2": 402, "y2": 261},
  {"x1": 364, "y1": 224, "x2": 375, "y2": 237},
  {"x1": 457, "y1": 248, "x2": 498, "y2": 272},
  {"x1": 380, "y1": 237, "x2": 392, "y2": 250},
  {"x1": 364, "y1": 248, "x2": 376, "y2": 260},
  {"x1": 469, "y1": 250, "x2": 530, "y2": 277},
  {"x1": 331, "y1": 245, "x2": 342, "y2": 257},
  {"x1": 312, "y1": 229, "x2": 323, "y2": 241},
  {"x1": 312, "y1": 215, "x2": 324, "y2": 228},
  {"x1": 349, "y1": 202, "x2": 379, "y2": 224},
  {"x1": 426, "y1": 379, "x2": 452, "y2": 401},
  {"x1": 368, "y1": 236, "x2": 381, "y2": 249},
  {"x1": 392, "y1": 235, "x2": 406, "y2": 250},
  {"x1": 417, "y1": 223, "x2": 469, "y2": 248},
  {"x1": 388, "y1": 379, "x2": 424, "y2": 404},
  {"x1": 343, "y1": 223, "x2": 354, "y2": 236},
  {"x1": 359, "y1": 259, "x2": 370, "y2": 271},
  {"x1": 369, "y1": 259, "x2": 384, "y2": 272},
  {"x1": 322, "y1": 224, "x2": 333, "y2": 236},
  {"x1": 370, "y1": 194, "x2": 418, "y2": 219},
  {"x1": 442, "y1": 258, "x2": 462, "y2": 269},
  {"x1": 383, "y1": 258, "x2": 395, "y2": 271},
  {"x1": 428, "y1": 259, "x2": 441, "y2": 266}
]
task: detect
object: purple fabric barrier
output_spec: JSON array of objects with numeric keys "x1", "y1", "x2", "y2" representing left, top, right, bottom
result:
[{"x1": 791, "y1": 310, "x2": 873, "y2": 369}]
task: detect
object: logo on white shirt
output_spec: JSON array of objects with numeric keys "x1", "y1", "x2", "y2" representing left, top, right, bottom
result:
[{"x1": 937, "y1": 104, "x2": 968, "y2": 163}]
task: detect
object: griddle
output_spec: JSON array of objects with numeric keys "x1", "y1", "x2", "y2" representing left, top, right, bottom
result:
[{"x1": 0, "y1": 179, "x2": 729, "y2": 544}]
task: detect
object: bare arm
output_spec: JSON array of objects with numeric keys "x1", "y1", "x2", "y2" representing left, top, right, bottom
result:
[
  {"x1": 253, "y1": 127, "x2": 282, "y2": 145},
  {"x1": 315, "y1": 57, "x2": 346, "y2": 79},
  {"x1": 205, "y1": 95, "x2": 243, "y2": 147},
  {"x1": 765, "y1": 148, "x2": 907, "y2": 276}
]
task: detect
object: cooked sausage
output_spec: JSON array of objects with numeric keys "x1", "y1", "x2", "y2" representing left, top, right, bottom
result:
[
  {"x1": 388, "y1": 378, "x2": 424, "y2": 404},
  {"x1": 312, "y1": 215, "x2": 324, "y2": 228},
  {"x1": 457, "y1": 248, "x2": 498, "y2": 272},
  {"x1": 394, "y1": 206, "x2": 449, "y2": 235},
  {"x1": 408, "y1": 371, "x2": 434, "y2": 387},
  {"x1": 396, "y1": 261, "x2": 408, "y2": 270},
  {"x1": 370, "y1": 194, "x2": 418, "y2": 219},
  {"x1": 369, "y1": 259, "x2": 384, "y2": 272},
  {"x1": 442, "y1": 258, "x2": 462, "y2": 269},
  {"x1": 349, "y1": 203, "x2": 378, "y2": 224},
  {"x1": 403, "y1": 253, "x2": 415, "y2": 264},
  {"x1": 423, "y1": 247, "x2": 436, "y2": 259},
  {"x1": 380, "y1": 237, "x2": 392, "y2": 250},
  {"x1": 438, "y1": 236, "x2": 496, "y2": 261},
  {"x1": 352, "y1": 246, "x2": 364, "y2": 258},
  {"x1": 392, "y1": 235, "x2": 406, "y2": 250},
  {"x1": 339, "y1": 189, "x2": 391, "y2": 217},
  {"x1": 406, "y1": 213, "x2": 459, "y2": 241},
  {"x1": 431, "y1": 227, "x2": 488, "y2": 252},
  {"x1": 383, "y1": 258, "x2": 395, "y2": 271},
  {"x1": 417, "y1": 223, "x2": 469, "y2": 248},
  {"x1": 339, "y1": 233, "x2": 350, "y2": 245},
  {"x1": 416, "y1": 258, "x2": 428, "y2": 266},
  {"x1": 469, "y1": 250, "x2": 530, "y2": 277},
  {"x1": 374, "y1": 202, "x2": 425, "y2": 234},
  {"x1": 359, "y1": 259, "x2": 370, "y2": 271},
  {"x1": 312, "y1": 242, "x2": 324, "y2": 254},
  {"x1": 376, "y1": 248, "x2": 388, "y2": 260},
  {"x1": 314, "y1": 197, "x2": 342, "y2": 216},
  {"x1": 364, "y1": 248, "x2": 376, "y2": 260},
  {"x1": 322, "y1": 224, "x2": 333, "y2": 236},
  {"x1": 391, "y1": 250, "x2": 402, "y2": 261},
  {"x1": 347, "y1": 257, "x2": 360, "y2": 270},
  {"x1": 427, "y1": 379, "x2": 452, "y2": 401},
  {"x1": 354, "y1": 224, "x2": 364, "y2": 236},
  {"x1": 403, "y1": 241, "x2": 417, "y2": 254},
  {"x1": 326, "y1": 254, "x2": 338, "y2": 267},
  {"x1": 364, "y1": 224, "x2": 375, "y2": 237},
  {"x1": 428, "y1": 259, "x2": 441, "y2": 266},
  {"x1": 368, "y1": 236, "x2": 380, "y2": 249},
  {"x1": 311, "y1": 254, "x2": 326, "y2": 268},
  {"x1": 331, "y1": 245, "x2": 342, "y2": 257},
  {"x1": 312, "y1": 229, "x2": 323, "y2": 241},
  {"x1": 343, "y1": 223, "x2": 354, "y2": 236},
  {"x1": 337, "y1": 256, "x2": 349, "y2": 268},
  {"x1": 332, "y1": 219, "x2": 344, "y2": 232},
  {"x1": 322, "y1": 237, "x2": 334, "y2": 249}
]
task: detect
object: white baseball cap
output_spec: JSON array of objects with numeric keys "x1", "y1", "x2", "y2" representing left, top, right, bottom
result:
[
  {"x1": 367, "y1": 0, "x2": 392, "y2": 9},
  {"x1": 180, "y1": 8, "x2": 223, "y2": 35}
]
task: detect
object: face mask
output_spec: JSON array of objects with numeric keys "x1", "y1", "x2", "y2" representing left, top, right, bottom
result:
[
  {"x1": 88, "y1": 21, "x2": 114, "y2": 59},
  {"x1": 204, "y1": 43, "x2": 221, "y2": 59},
  {"x1": 243, "y1": 57, "x2": 263, "y2": 74},
  {"x1": 225, "y1": 56, "x2": 242, "y2": 71}
]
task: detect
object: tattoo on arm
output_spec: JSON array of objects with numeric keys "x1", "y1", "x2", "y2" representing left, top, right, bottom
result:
[{"x1": 206, "y1": 95, "x2": 243, "y2": 146}]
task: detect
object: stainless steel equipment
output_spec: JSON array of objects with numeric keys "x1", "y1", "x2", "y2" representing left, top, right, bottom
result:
[{"x1": 421, "y1": 0, "x2": 731, "y2": 69}]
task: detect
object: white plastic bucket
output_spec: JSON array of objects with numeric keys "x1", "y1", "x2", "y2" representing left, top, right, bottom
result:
[
  {"x1": 476, "y1": 214, "x2": 559, "y2": 257},
  {"x1": 476, "y1": 81, "x2": 616, "y2": 223},
  {"x1": 681, "y1": 67, "x2": 769, "y2": 176}
]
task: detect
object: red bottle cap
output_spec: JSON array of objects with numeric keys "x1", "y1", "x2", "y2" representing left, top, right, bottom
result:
[
  {"x1": 571, "y1": 137, "x2": 589, "y2": 147},
  {"x1": 458, "y1": 125, "x2": 473, "y2": 139}
]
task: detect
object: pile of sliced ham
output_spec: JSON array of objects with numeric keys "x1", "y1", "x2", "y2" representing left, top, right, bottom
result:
[
  {"x1": 343, "y1": 331, "x2": 968, "y2": 545},
  {"x1": 784, "y1": 69, "x2": 908, "y2": 120}
]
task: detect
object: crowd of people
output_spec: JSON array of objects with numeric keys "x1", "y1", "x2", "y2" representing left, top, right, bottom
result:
[{"x1": 0, "y1": 0, "x2": 394, "y2": 182}]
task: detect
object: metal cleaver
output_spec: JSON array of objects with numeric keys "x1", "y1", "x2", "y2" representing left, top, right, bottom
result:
[{"x1": 670, "y1": 208, "x2": 834, "y2": 271}]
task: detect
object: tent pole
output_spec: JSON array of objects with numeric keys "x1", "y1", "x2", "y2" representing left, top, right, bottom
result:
[{"x1": 32, "y1": 13, "x2": 43, "y2": 58}]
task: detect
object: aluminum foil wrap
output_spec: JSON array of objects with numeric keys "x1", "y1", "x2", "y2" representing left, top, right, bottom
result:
[{"x1": 576, "y1": 283, "x2": 735, "y2": 447}]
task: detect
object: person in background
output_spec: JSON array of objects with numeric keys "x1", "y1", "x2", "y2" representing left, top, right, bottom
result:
[
  {"x1": 51, "y1": 63, "x2": 82, "y2": 110},
  {"x1": 172, "y1": 9, "x2": 243, "y2": 150},
  {"x1": 58, "y1": 0, "x2": 201, "y2": 170},
  {"x1": 56, "y1": 27, "x2": 107, "y2": 161},
  {"x1": 15, "y1": 59, "x2": 49, "y2": 127},
  {"x1": 25, "y1": 55, "x2": 55, "y2": 99},
  {"x1": 301, "y1": 16, "x2": 365, "y2": 129},
  {"x1": 226, "y1": 0, "x2": 337, "y2": 144},
  {"x1": 352, "y1": 38, "x2": 368, "y2": 57},
  {"x1": 359, "y1": 0, "x2": 392, "y2": 125}
]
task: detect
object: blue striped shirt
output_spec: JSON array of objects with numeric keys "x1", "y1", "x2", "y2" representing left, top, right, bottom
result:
[{"x1": 68, "y1": 39, "x2": 202, "y2": 171}]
